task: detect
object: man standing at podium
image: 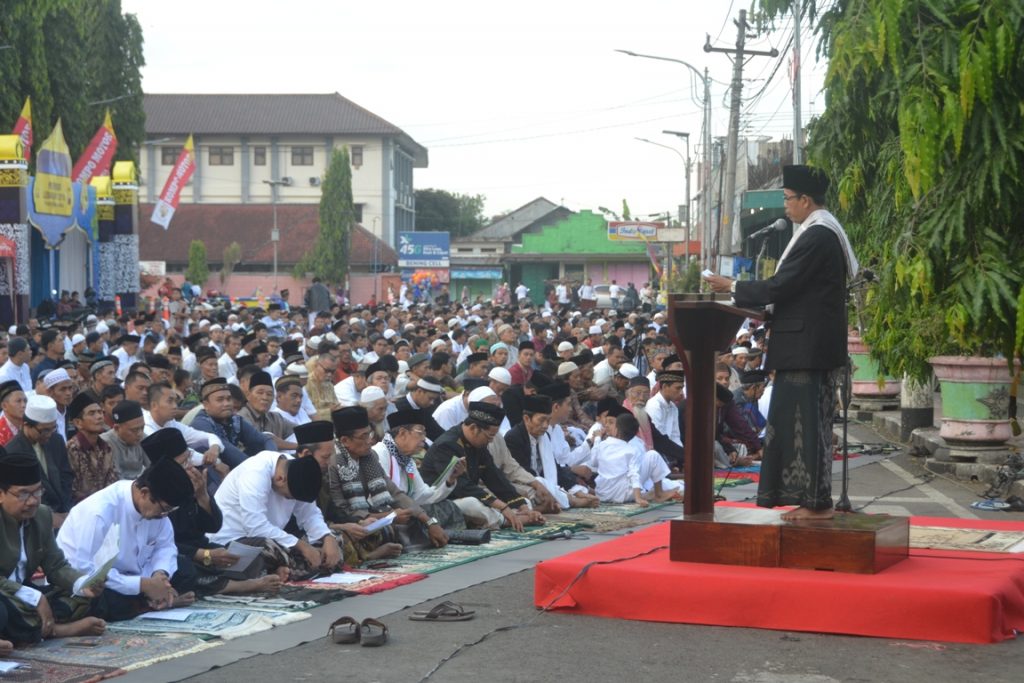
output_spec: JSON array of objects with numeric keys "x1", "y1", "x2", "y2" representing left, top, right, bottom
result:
[{"x1": 705, "y1": 165, "x2": 858, "y2": 520}]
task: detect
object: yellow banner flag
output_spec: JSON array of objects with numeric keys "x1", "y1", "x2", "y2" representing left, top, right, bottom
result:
[{"x1": 33, "y1": 118, "x2": 73, "y2": 216}]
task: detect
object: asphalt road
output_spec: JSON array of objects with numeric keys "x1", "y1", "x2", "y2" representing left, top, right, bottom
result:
[{"x1": 145, "y1": 419, "x2": 1024, "y2": 683}]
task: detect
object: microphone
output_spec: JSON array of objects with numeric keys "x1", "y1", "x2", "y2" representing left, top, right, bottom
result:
[{"x1": 748, "y1": 218, "x2": 788, "y2": 240}]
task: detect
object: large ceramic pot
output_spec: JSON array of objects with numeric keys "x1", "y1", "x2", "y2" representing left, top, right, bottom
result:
[
  {"x1": 928, "y1": 356, "x2": 1020, "y2": 446},
  {"x1": 848, "y1": 334, "x2": 900, "y2": 398}
]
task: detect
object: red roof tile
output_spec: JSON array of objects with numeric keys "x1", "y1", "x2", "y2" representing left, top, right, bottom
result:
[{"x1": 137, "y1": 203, "x2": 396, "y2": 267}]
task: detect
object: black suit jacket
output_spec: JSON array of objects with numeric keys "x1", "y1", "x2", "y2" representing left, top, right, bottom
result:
[
  {"x1": 504, "y1": 423, "x2": 577, "y2": 491},
  {"x1": 5, "y1": 432, "x2": 74, "y2": 514},
  {"x1": 501, "y1": 386, "x2": 526, "y2": 428},
  {"x1": 734, "y1": 225, "x2": 848, "y2": 371},
  {"x1": 394, "y1": 394, "x2": 445, "y2": 441}
]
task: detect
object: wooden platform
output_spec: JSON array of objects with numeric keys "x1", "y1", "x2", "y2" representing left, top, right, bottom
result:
[{"x1": 669, "y1": 507, "x2": 909, "y2": 574}]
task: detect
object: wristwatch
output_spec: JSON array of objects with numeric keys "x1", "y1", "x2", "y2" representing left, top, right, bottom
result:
[
  {"x1": 202, "y1": 549, "x2": 212, "y2": 567},
  {"x1": 730, "y1": 280, "x2": 737, "y2": 294},
  {"x1": 427, "y1": 517, "x2": 440, "y2": 527}
]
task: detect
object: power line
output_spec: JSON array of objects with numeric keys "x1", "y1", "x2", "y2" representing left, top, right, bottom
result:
[{"x1": 429, "y1": 113, "x2": 691, "y2": 148}]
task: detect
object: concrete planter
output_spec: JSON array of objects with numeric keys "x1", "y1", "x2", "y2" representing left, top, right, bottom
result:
[
  {"x1": 848, "y1": 334, "x2": 900, "y2": 398},
  {"x1": 928, "y1": 355, "x2": 1019, "y2": 446}
]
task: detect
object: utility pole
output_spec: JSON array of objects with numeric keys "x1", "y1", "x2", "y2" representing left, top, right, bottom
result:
[
  {"x1": 705, "y1": 9, "x2": 778, "y2": 263},
  {"x1": 792, "y1": 0, "x2": 803, "y2": 164}
]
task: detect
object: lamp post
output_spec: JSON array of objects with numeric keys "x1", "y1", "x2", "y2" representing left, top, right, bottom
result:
[
  {"x1": 616, "y1": 49, "x2": 713, "y2": 269},
  {"x1": 635, "y1": 137, "x2": 689, "y2": 281},
  {"x1": 262, "y1": 178, "x2": 290, "y2": 292},
  {"x1": 662, "y1": 130, "x2": 691, "y2": 240}
]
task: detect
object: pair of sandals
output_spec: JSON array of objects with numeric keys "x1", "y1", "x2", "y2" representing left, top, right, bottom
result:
[
  {"x1": 408, "y1": 600, "x2": 475, "y2": 622},
  {"x1": 328, "y1": 616, "x2": 388, "y2": 646}
]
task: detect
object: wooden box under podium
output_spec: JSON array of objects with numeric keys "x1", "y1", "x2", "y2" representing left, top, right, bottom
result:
[{"x1": 669, "y1": 507, "x2": 909, "y2": 574}]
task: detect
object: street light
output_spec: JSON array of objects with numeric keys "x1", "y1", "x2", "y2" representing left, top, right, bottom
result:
[
  {"x1": 616, "y1": 49, "x2": 713, "y2": 269},
  {"x1": 263, "y1": 178, "x2": 292, "y2": 291}
]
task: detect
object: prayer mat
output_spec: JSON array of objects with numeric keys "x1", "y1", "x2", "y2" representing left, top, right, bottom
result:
[
  {"x1": 585, "y1": 501, "x2": 677, "y2": 517},
  {"x1": 910, "y1": 526, "x2": 1024, "y2": 553},
  {"x1": 555, "y1": 511, "x2": 647, "y2": 533},
  {"x1": 277, "y1": 584, "x2": 356, "y2": 605},
  {"x1": 1, "y1": 659, "x2": 123, "y2": 683},
  {"x1": 198, "y1": 594, "x2": 319, "y2": 612},
  {"x1": 376, "y1": 536, "x2": 543, "y2": 574},
  {"x1": 713, "y1": 476, "x2": 755, "y2": 488},
  {"x1": 289, "y1": 569, "x2": 428, "y2": 595},
  {"x1": 715, "y1": 469, "x2": 760, "y2": 483},
  {"x1": 107, "y1": 607, "x2": 309, "y2": 640},
  {"x1": 14, "y1": 633, "x2": 219, "y2": 672},
  {"x1": 491, "y1": 519, "x2": 585, "y2": 539}
]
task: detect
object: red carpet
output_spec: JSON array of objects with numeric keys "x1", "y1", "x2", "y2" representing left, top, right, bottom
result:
[{"x1": 534, "y1": 515, "x2": 1024, "y2": 643}]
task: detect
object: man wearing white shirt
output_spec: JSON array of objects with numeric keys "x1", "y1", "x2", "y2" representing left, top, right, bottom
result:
[
  {"x1": 217, "y1": 334, "x2": 242, "y2": 381},
  {"x1": 56, "y1": 457, "x2": 197, "y2": 620},
  {"x1": 555, "y1": 280, "x2": 570, "y2": 306},
  {"x1": 0, "y1": 338, "x2": 32, "y2": 394},
  {"x1": 271, "y1": 377, "x2": 311, "y2": 427},
  {"x1": 112, "y1": 335, "x2": 140, "y2": 381},
  {"x1": 645, "y1": 370, "x2": 685, "y2": 469},
  {"x1": 143, "y1": 383, "x2": 223, "y2": 462},
  {"x1": 608, "y1": 280, "x2": 621, "y2": 308},
  {"x1": 578, "y1": 278, "x2": 596, "y2": 309},
  {"x1": 209, "y1": 451, "x2": 341, "y2": 577},
  {"x1": 514, "y1": 282, "x2": 530, "y2": 305}
]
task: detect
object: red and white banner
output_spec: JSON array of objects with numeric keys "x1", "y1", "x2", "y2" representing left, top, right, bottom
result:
[
  {"x1": 72, "y1": 109, "x2": 117, "y2": 184},
  {"x1": 151, "y1": 135, "x2": 194, "y2": 230},
  {"x1": 11, "y1": 97, "x2": 32, "y2": 161}
]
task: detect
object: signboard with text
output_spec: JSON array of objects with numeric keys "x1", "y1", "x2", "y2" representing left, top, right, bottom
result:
[
  {"x1": 398, "y1": 231, "x2": 450, "y2": 267},
  {"x1": 607, "y1": 221, "x2": 664, "y2": 241}
]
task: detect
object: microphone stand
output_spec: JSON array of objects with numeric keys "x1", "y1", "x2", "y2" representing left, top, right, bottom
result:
[
  {"x1": 754, "y1": 233, "x2": 772, "y2": 280},
  {"x1": 835, "y1": 275, "x2": 872, "y2": 513}
]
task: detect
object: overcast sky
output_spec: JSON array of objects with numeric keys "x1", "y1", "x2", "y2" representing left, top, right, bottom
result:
[{"x1": 122, "y1": 0, "x2": 828, "y2": 219}]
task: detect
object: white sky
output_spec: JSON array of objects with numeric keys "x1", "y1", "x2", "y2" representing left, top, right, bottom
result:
[{"x1": 122, "y1": 0, "x2": 828, "y2": 219}]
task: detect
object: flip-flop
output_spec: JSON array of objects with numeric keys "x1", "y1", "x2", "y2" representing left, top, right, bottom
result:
[
  {"x1": 409, "y1": 600, "x2": 475, "y2": 622},
  {"x1": 360, "y1": 618, "x2": 389, "y2": 646},
  {"x1": 327, "y1": 616, "x2": 360, "y2": 644}
]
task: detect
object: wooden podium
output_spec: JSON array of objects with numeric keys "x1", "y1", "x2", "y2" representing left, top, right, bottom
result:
[{"x1": 665, "y1": 293, "x2": 909, "y2": 574}]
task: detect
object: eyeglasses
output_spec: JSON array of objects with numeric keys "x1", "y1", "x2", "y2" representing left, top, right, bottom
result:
[
  {"x1": 346, "y1": 431, "x2": 374, "y2": 442},
  {"x1": 6, "y1": 487, "x2": 43, "y2": 502},
  {"x1": 155, "y1": 502, "x2": 180, "y2": 518},
  {"x1": 783, "y1": 193, "x2": 804, "y2": 202},
  {"x1": 32, "y1": 424, "x2": 57, "y2": 435}
]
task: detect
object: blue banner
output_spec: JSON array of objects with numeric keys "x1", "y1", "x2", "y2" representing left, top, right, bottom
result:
[{"x1": 398, "y1": 231, "x2": 449, "y2": 267}]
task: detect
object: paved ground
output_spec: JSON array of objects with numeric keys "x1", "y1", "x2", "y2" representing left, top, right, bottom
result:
[{"x1": 125, "y1": 418, "x2": 1023, "y2": 683}]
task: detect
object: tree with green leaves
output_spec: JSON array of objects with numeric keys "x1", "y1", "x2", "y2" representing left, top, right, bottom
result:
[
  {"x1": 0, "y1": 0, "x2": 146, "y2": 163},
  {"x1": 220, "y1": 241, "x2": 242, "y2": 284},
  {"x1": 185, "y1": 240, "x2": 209, "y2": 286},
  {"x1": 414, "y1": 189, "x2": 486, "y2": 237},
  {"x1": 756, "y1": 0, "x2": 1024, "y2": 379},
  {"x1": 296, "y1": 147, "x2": 354, "y2": 284}
]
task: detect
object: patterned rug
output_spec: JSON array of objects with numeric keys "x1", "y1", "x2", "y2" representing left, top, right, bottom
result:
[
  {"x1": 0, "y1": 659, "x2": 123, "y2": 683},
  {"x1": 491, "y1": 519, "x2": 585, "y2": 539},
  {"x1": 714, "y1": 476, "x2": 755, "y2": 488},
  {"x1": 554, "y1": 511, "x2": 647, "y2": 533},
  {"x1": 107, "y1": 607, "x2": 309, "y2": 640},
  {"x1": 289, "y1": 569, "x2": 428, "y2": 595},
  {"x1": 14, "y1": 633, "x2": 220, "y2": 672},
  {"x1": 372, "y1": 536, "x2": 543, "y2": 574},
  {"x1": 716, "y1": 466, "x2": 761, "y2": 483},
  {"x1": 198, "y1": 594, "x2": 319, "y2": 612}
]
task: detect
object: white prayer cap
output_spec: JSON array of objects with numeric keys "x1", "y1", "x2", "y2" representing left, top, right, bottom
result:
[
  {"x1": 231, "y1": 323, "x2": 244, "y2": 331},
  {"x1": 307, "y1": 335, "x2": 321, "y2": 350},
  {"x1": 349, "y1": 317, "x2": 361, "y2": 326},
  {"x1": 95, "y1": 322, "x2": 109, "y2": 334},
  {"x1": 653, "y1": 312, "x2": 666, "y2": 320},
  {"x1": 25, "y1": 395, "x2": 59, "y2": 423},
  {"x1": 198, "y1": 319, "x2": 211, "y2": 328},
  {"x1": 433, "y1": 317, "x2": 445, "y2": 324},
  {"x1": 557, "y1": 361, "x2": 579, "y2": 377},
  {"x1": 588, "y1": 325, "x2": 602, "y2": 336},
  {"x1": 731, "y1": 346, "x2": 750, "y2": 356},
  {"x1": 359, "y1": 386, "x2": 387, "y2": 404},
  {"x1": 447, "y1": 318, "x2": 459, "y2": 328},
  {"x1": 325, "y1": 333, "x2": 340, "y2": 344},
  {"x1": 285, "y1": 362, "x2": 309, "y2": 377},
  {"x1": 557, "y1": 341, "x2": 574, "y2": 353},
  {"x1": 397, "y1": 360, "x2": 409, "y2": 374},
  {"x1": 7, "y1": 325, "x2": 16, "y2": 335},
  {"x1": 404, "y1": 323, "x2": 416, "y2": 331},
  {"x1": 488, "y1": 367, "x2": 512, "y2": 385},
  {"x1": 430, "y1": 339, "x2": 447, "y2": 350},
  {"x1": 595, "y1": 318, "x2": 607, "y2": 327},
  {"x1": 541, "y1": 310, "x2": 551, "y2": 318},
  {"x1": 86, "y1": 314, "x2": 98, "y2": 323},
  {"x1": 616, "y1": 363, "x2": 640, "y2": 379},
  {"x1": 289, "y1": 332, "x2": 304, "y2": 340},
  {"x1": 210, "y1": 324, "x2": 223, "y2": 331},
  {"x1": 471, "y1": 304, "x2": 482, "y2": 311},
  {"x1": 468, "y1": 386, "x2": 496, "y2": 403},
  {"x1": 70, "y1": 334, "x2": 85, "y2": 346},
  {"x1": 383, "y1": 329, "x2": 397, "y2": 340},
  {"x1": 43, "y1": 368, "x2": 72, "y2": 389}
]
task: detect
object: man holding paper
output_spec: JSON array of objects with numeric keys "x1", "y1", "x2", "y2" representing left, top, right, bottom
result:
[
  {"x1": 209, "y1": 449, "x2": 341, "y2": 581},
  {"x1": 0, "y1": 453, "x2": 106, "y2": 650},
  {"x1": 327, "y1": 407, "x2": 449, "y2": 565}
]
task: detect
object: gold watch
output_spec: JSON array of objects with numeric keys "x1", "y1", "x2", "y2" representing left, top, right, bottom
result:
[{"x1": 203, "y1": 549, "x2": 212, "y2": 567}]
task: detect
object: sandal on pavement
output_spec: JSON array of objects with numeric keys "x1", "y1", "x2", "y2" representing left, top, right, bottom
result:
[
  {"x1": 328, "y1": 616, "x2": 360, "y2": 644},
  {"x1": 409, "y1": 600, "x2": 475, "y2": 622},
  {"x1": 360, "y1": 618, "x2": 389, "y2": 646}
]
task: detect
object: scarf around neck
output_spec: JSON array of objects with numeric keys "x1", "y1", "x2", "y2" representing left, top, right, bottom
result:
[
  {"x1": 332, "y1": 442, "x2": 394, "y2": 518},
  {"x1": 777, "y1": 208, "x2": 859, "y2": 279},
  {"x1": 382, "y1": 433, "x2": 417, "y2": 494}
]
